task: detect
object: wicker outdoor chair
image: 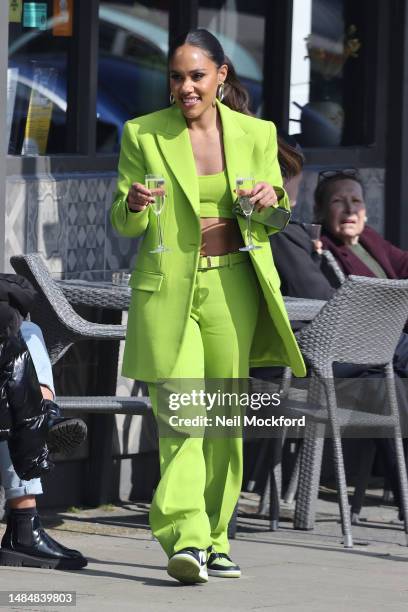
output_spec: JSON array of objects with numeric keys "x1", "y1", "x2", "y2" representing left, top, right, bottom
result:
[
  {"x1": 284, "y1": 251, "x2": 399, "y2": 523},
  {"x1": 321, "y1": 249, "x2": 346, "y2": 286},
  {"x1": 281, "y1": 251, "x2": 393, "y2": 517},
  {"x1": 10, "y1": 253, "x2": 151, "y2": 416},
  {"x1": 281, "y1": 251, "x2": 345, "y2": 508},
  {"x1": 283, "y1": 275, "x2": 408, "y2": 548},
  {"x1": 321, "y1": 250, "x2": 397, "y2": 519},
  {"x1": 244, "y1": 250, "x2": 344, "y2": 531}
]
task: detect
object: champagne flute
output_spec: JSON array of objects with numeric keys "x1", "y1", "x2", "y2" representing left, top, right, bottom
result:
[
  {"x1": 145, "y1": 174, "x2": 170, "y2": 253},
  {"x1": 236, "y1": 175, "x2": 262, "y2": 251}
]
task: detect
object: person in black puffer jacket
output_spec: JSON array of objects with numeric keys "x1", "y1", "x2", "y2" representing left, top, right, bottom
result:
[
  {"x1": 0, "y1": 301, "x2": 52, "y2": 481},
  {"x1": 0, "y1": 274, "x2": 87, "y2": 570}
]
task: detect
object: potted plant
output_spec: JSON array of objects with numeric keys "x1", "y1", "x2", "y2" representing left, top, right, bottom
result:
[{"x1": 300, "y1": 25, "x2": 361, "y2": 146}]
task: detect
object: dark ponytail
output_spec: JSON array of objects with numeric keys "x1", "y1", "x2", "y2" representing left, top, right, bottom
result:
[
  {"x1": 168, "y1": 28, "x2": 252, "y2": 116},
  {"x1": 222, "y1": 56, "x2": 252, "y2": 115},
  {"x1": 277, "y1": 134, "x2": 305, "y2": 180}
]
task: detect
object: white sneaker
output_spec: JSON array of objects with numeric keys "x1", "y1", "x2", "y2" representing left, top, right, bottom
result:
[{"x1": 167, "y1": 548, "x2": 208, "y2": 584}]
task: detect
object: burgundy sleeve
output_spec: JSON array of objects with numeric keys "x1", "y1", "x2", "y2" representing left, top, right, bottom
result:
[{"x1": 382, "y1": 237, "x2": 408, "y2": 278}]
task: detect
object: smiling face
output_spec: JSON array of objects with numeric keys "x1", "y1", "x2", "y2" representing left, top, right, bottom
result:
[
  {"x1": 169, "y1": 44, "x2": 227, "y2": 123},
  {"x1": 322, "y1": 178, "x2": 366, "y2": 245}
]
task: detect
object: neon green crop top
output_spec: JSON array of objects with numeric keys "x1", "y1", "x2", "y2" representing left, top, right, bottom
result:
[{"x1": 198, "y1": 169, "x2": 234, "y2": 219}]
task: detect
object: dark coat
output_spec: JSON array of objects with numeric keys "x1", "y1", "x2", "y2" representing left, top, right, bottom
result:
[
  {"x1": 321, "y1": 226, "x2": 408, "y2": 279},
  {"x1": 270, "y1": 222, "x2": 335, "y2": 330},
  {"x1": 251, "y1": 221, "x2": 333, "y2": 378},
  {"x1": 0, "y1": 321, "x2": 52, "y2": 481},
  {"x1": 270, "y1": 222, "x2": 335, "y2": 298}
]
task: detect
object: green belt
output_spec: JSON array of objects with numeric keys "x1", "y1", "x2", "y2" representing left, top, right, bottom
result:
[{"x1": 197, "y1": 251, "x2": 249, "y2": 270}]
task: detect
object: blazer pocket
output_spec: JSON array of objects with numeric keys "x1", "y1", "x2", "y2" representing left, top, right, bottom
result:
[{"x1": 129, "y1": 270, "x2": 164, "y2": 292}]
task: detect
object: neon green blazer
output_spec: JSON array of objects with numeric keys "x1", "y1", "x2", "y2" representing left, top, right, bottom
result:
[{"x1": 111, "y1": 100, "x2": 306, "y2": 381}]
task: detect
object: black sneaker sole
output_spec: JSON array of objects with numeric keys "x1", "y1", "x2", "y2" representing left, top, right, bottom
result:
[
  {"x1": 0, "y1": 549, "x2": 87, "y2": 570},
  {"x1": 47, "y1": 420, "x2": 87, "y2": 455}
]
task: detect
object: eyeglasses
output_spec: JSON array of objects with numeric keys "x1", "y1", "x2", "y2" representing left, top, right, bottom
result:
[{"x1": 318, "y1": 168, "x2": 360, "y2": 182}]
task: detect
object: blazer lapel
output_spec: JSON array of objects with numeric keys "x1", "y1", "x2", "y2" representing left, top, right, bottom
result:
[
  {"x1": 155, "y1": 102, "x2": 255, "y2": 216},
  {"x1": 156, "y1": 106, "x2": 199, "y2": 214},
  {"x1": 217, "y1": 101, "x2": 255, "y2": 202}
]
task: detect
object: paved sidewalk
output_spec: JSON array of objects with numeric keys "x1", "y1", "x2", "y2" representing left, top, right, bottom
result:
[{"x1": 1, "y1": 491, "x2": 408, "y2": 611}]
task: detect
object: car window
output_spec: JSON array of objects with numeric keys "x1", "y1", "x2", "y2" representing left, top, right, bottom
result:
[
  {"x1": 96, "y1": 2, "x2": 169, "y2": 152},
  {"x1": 8, "y1": 0, "x2": 73, "y2": 155}
]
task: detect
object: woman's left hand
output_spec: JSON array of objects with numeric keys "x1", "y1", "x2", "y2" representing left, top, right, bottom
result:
[
  {"x1": 312, "y1": 239, "x2": 323, "y2": 255},
  {"x1": 250, "y1": 182, "x2": 279, "y2": 211}
]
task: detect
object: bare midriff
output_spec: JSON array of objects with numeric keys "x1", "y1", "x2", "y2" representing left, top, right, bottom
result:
[{"x1": 200, "y1": 218, "x2": 244, "y2": 256}]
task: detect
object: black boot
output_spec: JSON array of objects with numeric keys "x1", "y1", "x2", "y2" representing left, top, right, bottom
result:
[
  {"x1": 44, "y1": 400, "x2": 87, "y2": 455},
  {"x1": 0, "y1": 508, "x2": 87, "y2": 569}
]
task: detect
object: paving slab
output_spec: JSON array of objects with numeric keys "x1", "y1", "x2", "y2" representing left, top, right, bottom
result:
[{"x1": 0, "y1": 491, "x2": 407, "y2": 612}]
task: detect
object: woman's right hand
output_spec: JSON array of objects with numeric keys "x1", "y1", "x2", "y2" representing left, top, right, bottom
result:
[{"x1": 127, "y1": 182, "x2": 154, "y2": 212}]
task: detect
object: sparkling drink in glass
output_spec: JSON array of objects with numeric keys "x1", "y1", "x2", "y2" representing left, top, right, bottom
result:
[
  {"x1": 236, "y1": 175, "x2": 262, "y2": 251},
  {"x1": 145, "y1": 174, "x2": 170, "y2": 253}
]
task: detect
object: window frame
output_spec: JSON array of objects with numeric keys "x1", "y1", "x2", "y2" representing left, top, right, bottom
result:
[
  {"x1": 4, "y1": 0, "x2": 388, "y2": 175},
  {"x1": 283, "y1": 0, "x2": 387, "y2": 168},
  {"x1": 5, "y1": 0, "x2": 176, "y2": 174}
]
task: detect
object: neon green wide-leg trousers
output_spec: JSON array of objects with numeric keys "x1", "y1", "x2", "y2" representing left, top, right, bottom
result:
[{"x1": 148, "y1": 257, "x2": 260, "y2": 558}]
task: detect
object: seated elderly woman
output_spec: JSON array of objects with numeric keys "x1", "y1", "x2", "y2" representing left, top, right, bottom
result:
[
  {"x1": 265, "y1": 159, "x2": 408, "y2": 518},
  {"x1": 314, "y1": 169, "x2": 408, "y2": 376},
  {"x1": 315, "y1": 169, "x2": 408, "y2": 281}
]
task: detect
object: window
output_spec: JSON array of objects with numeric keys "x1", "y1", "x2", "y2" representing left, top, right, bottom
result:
[
  {"x1": 8, "y1": 0, "x2": 74, "y2": 155},
  {"x1": 198, "y1": 0, "x2": 265, "y2": 117},
  {"x1": 289, "y1": 0, "x2": 375, "y2": 147},
  {"x1": 97, "y1": 1, "x2": 170, "y2": 153}
]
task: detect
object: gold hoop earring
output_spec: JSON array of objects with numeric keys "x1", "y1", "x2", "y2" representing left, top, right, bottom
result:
[
  {"x1": 169, "y1": 93, "x2": 175, "y2": 105},
  {"x1": 217, "y1": 82, "x2": 225, "y2": 102}
]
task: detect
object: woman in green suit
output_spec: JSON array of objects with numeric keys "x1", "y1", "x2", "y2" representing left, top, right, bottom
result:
[{"x1": 111, "y1": 29, "x2": 305, "y2": 584}]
